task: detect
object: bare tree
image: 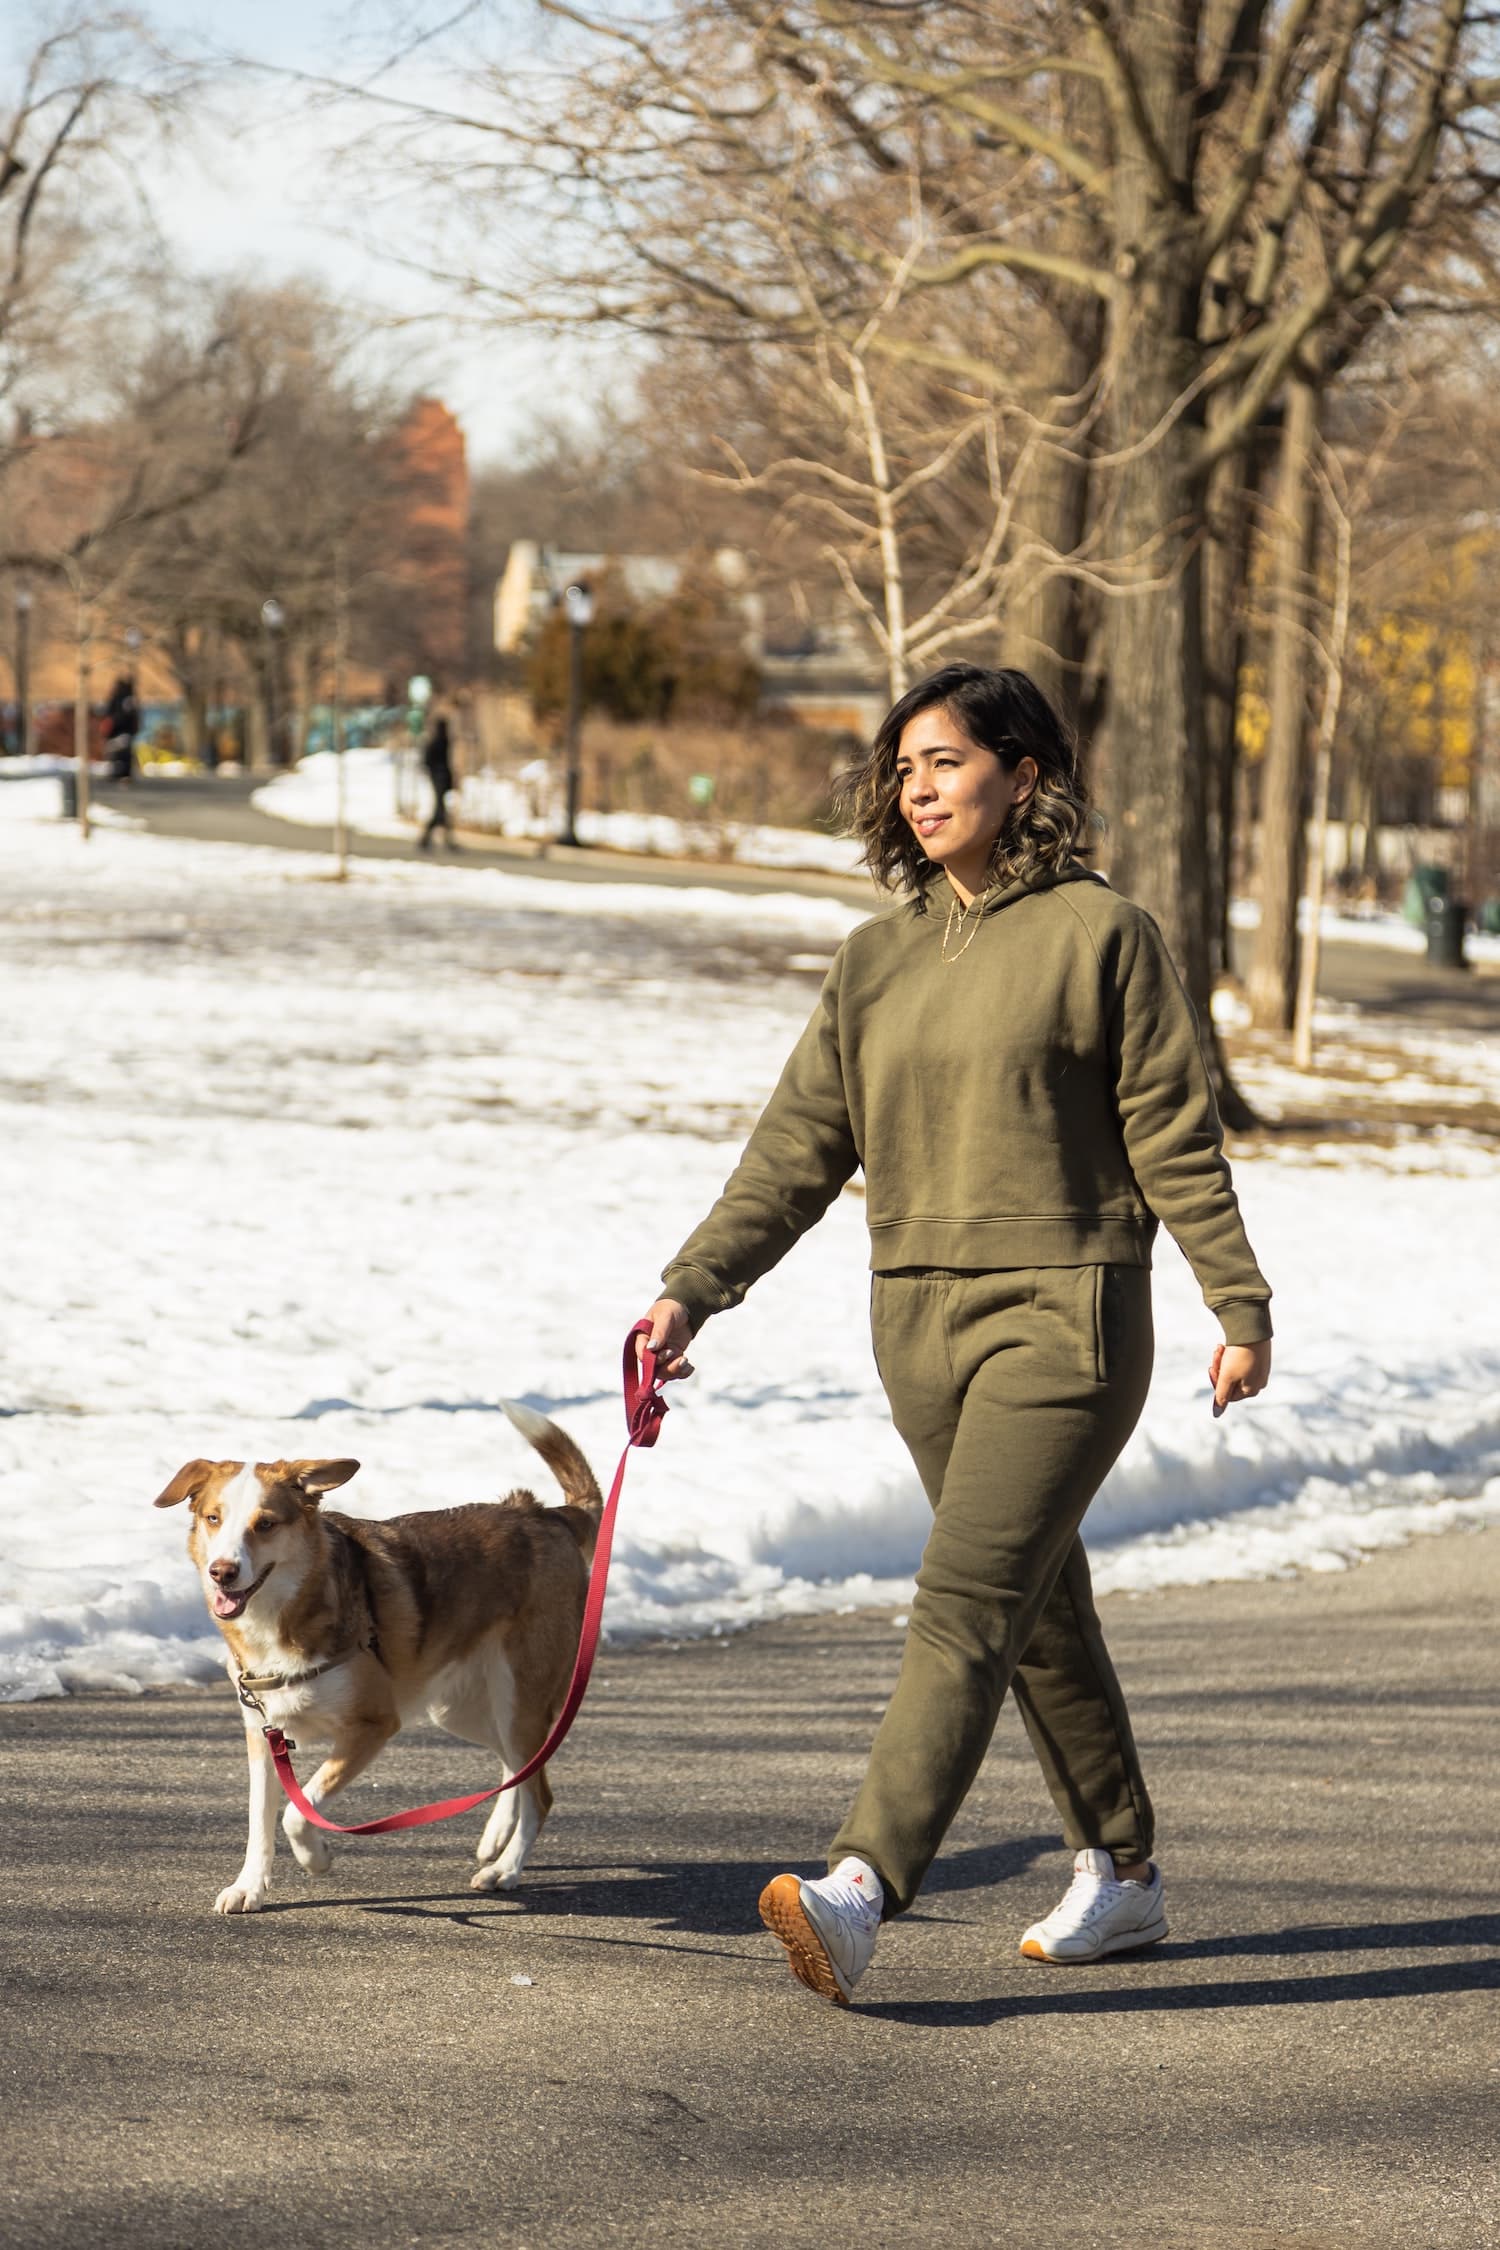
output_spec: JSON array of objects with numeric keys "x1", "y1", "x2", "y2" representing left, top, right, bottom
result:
[
  {"x1": 1, "y1": 10, "x2": 194, "y2": 474},
  {"x1": 1, "y1": 276, "x2": 269, "y2": 826},
  {"x1": 291, "y1": 0, "x2": 1500, "y2": 1120},
  {"x1": 113, "y1": 283, "x2": 423, "y2": 767},
  {"x1": 688, "y1": 185, "x2": 1122, "y2": 701}
]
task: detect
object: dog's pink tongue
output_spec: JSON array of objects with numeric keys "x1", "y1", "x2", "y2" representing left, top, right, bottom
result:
[{"x1": 211, "y1": 1586, "x2": 242, "y2": 1618}]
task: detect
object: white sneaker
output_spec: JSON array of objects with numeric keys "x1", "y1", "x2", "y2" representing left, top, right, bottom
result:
[
  {"x1": 759, "y1": 1856, "x2": 883, "y2": 2005},
  {"x1": 1019, "y1": 1848, "x2": 1168, "y2": 1964}
]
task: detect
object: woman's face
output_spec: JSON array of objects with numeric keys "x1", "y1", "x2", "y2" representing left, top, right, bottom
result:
[{"x1": 895, "y1": 705, "x2": 1037, "y2": 898}]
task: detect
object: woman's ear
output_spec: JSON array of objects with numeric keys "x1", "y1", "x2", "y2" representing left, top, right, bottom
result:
[{"x1": 1012, "y1": 755, "x2": 1040, "y2": 807}]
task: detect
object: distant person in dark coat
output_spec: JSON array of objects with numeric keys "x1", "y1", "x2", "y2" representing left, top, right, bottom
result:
[
  {"x1": 418, "y1": 712, "x2": 457, "y2": 851},
  {"x1": 105, "y1": 676, "x2": 140, "y2": 781}
]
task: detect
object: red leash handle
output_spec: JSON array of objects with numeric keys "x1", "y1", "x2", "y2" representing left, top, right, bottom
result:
[{"x1": 264, "y1": 1322, "x2": 667, "y2": 1834}]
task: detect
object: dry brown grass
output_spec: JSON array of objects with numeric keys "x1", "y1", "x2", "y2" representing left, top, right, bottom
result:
[{"x1": 577, "y1": 713, "x2": 847, "y2": 835}]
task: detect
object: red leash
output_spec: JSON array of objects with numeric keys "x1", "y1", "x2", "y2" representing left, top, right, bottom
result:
[{"x1": 262, "y1": 1322, "x2": 667, "y2": 1835}]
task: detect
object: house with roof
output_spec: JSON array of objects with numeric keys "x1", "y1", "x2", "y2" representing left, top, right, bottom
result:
[{"x1": 493, "y1": 540, "x2": 886, "y2": 737}]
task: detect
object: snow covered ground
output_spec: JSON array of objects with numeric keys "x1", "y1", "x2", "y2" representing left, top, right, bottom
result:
[{"x1": 2, "y1": 810, "x2": 1498, "y2": 1702}]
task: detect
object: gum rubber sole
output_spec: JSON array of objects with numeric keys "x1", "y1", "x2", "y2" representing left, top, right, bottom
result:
[
  {"x1": 1020, "y1": 1913, "x2": 1168, "y2": 1964},
  {"x1": 758, "y1": 1874, "x2": 851, "y2": 2006}
]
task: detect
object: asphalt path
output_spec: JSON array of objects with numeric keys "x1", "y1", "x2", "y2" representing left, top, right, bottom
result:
[
  {"x1": 79, "y1": 771, "x2": 1500, "y2": 1031},
  {"x1": 6, "y1": 1528, "x2": 1498, "y2": 2250}
]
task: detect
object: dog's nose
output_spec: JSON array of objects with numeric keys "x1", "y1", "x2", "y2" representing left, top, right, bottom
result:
[{"x1": 208, "y1": 1559, "x2": 240, "y2": 1586}]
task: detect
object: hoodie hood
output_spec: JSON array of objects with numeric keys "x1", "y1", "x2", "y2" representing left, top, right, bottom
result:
[{"x1": 910, "y1": 857, "x2": 1107, "y2": 918}]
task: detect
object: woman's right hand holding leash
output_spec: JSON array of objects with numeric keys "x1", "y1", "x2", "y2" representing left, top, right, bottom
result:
[{"x1": 639, "y1": 1297, "x2": 696, "y2": 1382}]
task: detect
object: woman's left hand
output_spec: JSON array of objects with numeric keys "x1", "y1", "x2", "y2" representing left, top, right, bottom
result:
[{"x1": 1209, "y1": 1339, "x2": 1272, "y2": 1417}]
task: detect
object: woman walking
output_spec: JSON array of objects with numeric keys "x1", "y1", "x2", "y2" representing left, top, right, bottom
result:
[{"x1": 637, "y1": 663, "x2": 1272, "y2": 2006}]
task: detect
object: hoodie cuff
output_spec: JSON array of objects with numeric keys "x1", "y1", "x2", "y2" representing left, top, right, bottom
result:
[
  {"x1": 1215, "y1": 1300, "x2": 1274, "y2": 1347},
  {"x1": 659, "y1": 1263, "x2": 733, "y2": 1335}
]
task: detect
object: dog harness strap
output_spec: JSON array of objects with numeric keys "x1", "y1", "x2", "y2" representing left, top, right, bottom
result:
[{"x1": 263, "y1": 1323, "x2": 667, "y2": 1836}]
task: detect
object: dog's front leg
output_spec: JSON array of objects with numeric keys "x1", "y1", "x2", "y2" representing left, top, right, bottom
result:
[
  {"x1": 282, "y1": 1715, "x2": 399, "y2": 1875},
  {"x1": 215, "y1": 1726, "x2": 279, "y2": 1915}
]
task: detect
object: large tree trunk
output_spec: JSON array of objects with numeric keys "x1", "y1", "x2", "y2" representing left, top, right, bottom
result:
[
  {"x1": 178, "y1": 686, "x2": 205, "y2": 765},
  {"x1": 1098, "y1": 6, "x2": 1209, "y2": 1009},
  {"x1": 1001, "y1": 67, "x2": 1106, "y2": 735},
  {"x1": 166, "y1": 630, "x2": 207, "y2": 764},
  {"x1": 1102, "y1": 392, "x2": 1211, "y2": 1015},
  {"x1": 1248, "y1": 374, "x2": 1320, "y2": 1030},
  {"x1": 1001, "y1": 334, "x2": 1098, "y2": 730},
  {"x1": 1200, "y1": 400, "x2": 1268, "y2": 976}
]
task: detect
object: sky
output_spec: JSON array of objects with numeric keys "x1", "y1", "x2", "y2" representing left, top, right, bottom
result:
[{"x1": 136, "y1": 0, "x2": 583, "y2": 467}]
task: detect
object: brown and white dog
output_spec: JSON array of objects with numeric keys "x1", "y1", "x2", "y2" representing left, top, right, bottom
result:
[{"x1": 155, "y1": 1403, "x2": 602, "y2": 1915}]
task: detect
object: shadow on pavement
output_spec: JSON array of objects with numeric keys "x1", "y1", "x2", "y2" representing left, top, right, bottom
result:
[
  {"x1": 863, "y1": 1948, "x2": 1500, "y2": 2028},
  {"x1": 250, "y1": 1834, "x2": 1061, "y2": 1937},
  {"x1": 1155, "y1": 1910, "x2": 1500, "y2": 1960}
]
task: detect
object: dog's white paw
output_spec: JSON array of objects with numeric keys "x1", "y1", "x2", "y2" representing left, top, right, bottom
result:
[
  {"x1": 283, "y1": 1811, "x2": 335, "y2": 1875},
  {"x1": 214, "y1": 1880, "x2": 269, "y2": 1915},
  {"x1": 470, "y1": 1861, "x2": 526, "y2": 1894}
]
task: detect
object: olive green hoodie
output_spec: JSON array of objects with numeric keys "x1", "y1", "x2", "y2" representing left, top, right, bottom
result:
[{"x1": 661, "y1": 865, "x2": 1272, "y2": 1347}]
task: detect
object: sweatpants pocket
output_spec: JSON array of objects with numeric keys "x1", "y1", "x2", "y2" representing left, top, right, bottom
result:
[
  {"x1": 1092, "y1": 1269, "x2": 1124, "y2": 1386},
  {"x1": 1030, "y1": 1266, "x2": 1105, "y2": 1386},
  {"x1": 1034, "y1": 1264, "x2": 1125, "y2": 1385},
  {"x1": 1089, "y1": 1265, "x2": 1106, "y2": 1384}
]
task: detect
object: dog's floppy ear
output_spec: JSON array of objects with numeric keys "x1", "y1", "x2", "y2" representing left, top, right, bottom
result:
[
  {"x1": 153, "y1": 1459, "x2": 223, "y2": 1510},
  {"x1": 282, "y1": 1458, "x2": 361, "y2": 1499}
]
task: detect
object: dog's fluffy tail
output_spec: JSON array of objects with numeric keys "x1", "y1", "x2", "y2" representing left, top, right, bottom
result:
[{"x1": 501, "y1": 1401, "x2": 604, "y2": 1527}]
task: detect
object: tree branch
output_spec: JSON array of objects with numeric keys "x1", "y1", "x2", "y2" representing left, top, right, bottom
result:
[
  {"x1": 1080, "y1": 1, "x2": 1183, "y2": 203},
  {"x1": 903, "y1": 238, "x2": 1116, "y2": 299},
  {"x1": 1199, "y1": 0, "x2": 1328, "y2": 265}
]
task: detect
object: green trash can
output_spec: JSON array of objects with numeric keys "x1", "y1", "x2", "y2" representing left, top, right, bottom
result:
[
  {"x1": 58, "y1": 771, "x2": 78, "y2": 819},
  {"x1": 1426, "y1": 895, "x2": 1468, "y2": 970},
  {"x1": 1403, "y1": 864, "x2": 1448, "y2": 927},
  {"x1": 1478, "y1": 896, "x2": 1500, "y2": 938}
]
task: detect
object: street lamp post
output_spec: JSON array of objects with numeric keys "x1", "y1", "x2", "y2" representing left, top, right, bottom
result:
[
  {"x1": 560, "y1": 581, "x2": 593, "y2": 849},
  {"x1": 260, "y1": 597, "x2": 286, "y2": 771},
  {"x1": 13, "y1": 586, "x2": 32, "y2": 759}
]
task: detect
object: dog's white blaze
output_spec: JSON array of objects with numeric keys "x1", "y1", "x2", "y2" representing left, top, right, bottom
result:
[{"x1": 204, "y1": 1461, "x2": 264, "y2": 1583}]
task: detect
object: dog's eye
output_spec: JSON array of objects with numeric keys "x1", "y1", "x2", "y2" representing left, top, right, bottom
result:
[
  {"x1": 202, "y1": 1512, "x2": 220, "y2": 1527},
  {"x1": 250, "y1": 1516, "x2": 276, "y2": 1535}
]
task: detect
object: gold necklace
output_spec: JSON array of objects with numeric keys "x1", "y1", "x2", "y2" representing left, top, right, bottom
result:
[{"x1": 940, "y1": 884, "x2": 989, "y2": 963}]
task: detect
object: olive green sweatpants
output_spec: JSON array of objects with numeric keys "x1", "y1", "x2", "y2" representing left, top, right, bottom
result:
[{"x1": 829, "y1": 1265, "x2": 1157, "y2": 1916}]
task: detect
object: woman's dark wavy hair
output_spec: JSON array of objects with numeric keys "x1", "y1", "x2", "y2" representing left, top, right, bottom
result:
[{"x1": 835, "y1": 662, "x2": 1095, "y2": 906}]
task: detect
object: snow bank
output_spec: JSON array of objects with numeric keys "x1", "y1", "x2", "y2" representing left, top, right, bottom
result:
[
  {"x1": 251, "y1": 747, "x2": 415, "y2": 841},
  {"x1": 0, "y1": 775, "x2": 69, "y2": 822},
  {"x1": 1, "y1": 819, "x2": 1496, "y2": 1700},
  {"x1": 253, "y1": 748, "x2": 868, "y2": 877}
]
